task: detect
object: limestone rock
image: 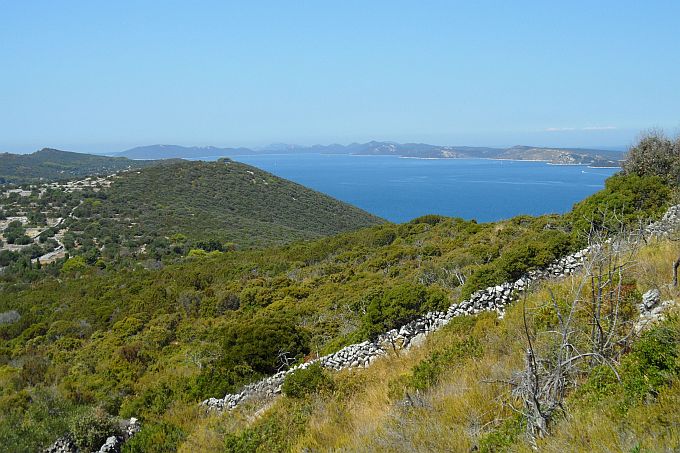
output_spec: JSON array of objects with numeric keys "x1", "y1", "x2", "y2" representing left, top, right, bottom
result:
[{"x1": 642, "y1": 289, "x2": 660, "y2": 310}]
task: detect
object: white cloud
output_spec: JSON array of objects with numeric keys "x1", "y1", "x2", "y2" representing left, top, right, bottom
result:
[
  {"x1": 545, "y1": 127, "x2": 576, "y2": 132},
  {"x1": 582, "y1": 126, "x2": 618, "y2": 131}
]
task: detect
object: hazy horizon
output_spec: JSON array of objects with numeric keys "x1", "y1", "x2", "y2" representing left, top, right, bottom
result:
[{"x1": 0, "y1": 140, "x2": 632, "y2": 156}]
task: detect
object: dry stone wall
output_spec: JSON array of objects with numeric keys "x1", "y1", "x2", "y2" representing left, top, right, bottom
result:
[{"x1": 202, "y1": 205, "x2": 680, "y2": 412}]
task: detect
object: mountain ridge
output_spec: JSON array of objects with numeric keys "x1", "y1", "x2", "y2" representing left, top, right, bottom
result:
[{"x1": 117, "y1": 142, "x2": 624, "y2": 166}]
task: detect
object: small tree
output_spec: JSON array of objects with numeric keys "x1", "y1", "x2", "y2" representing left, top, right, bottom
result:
[
  {"x1": 622, "y1": 130, "x2": 680, "y2": 183},
  {"x1": 513, "y1": 223, "x2": 642, "y2": 444}
]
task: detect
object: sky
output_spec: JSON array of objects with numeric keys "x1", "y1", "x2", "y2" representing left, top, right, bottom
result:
[{"x1": 1, "y1": 1, "x2": 679, "y2": 153}]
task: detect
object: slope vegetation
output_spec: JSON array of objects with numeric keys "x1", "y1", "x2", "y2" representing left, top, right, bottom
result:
[
  {"x1": 77, "y1": 159, "x2": 384, "y2": 248},
  {"x1": 0, "y1": 132, "x2": 678, "y2": 452},
  {"x1": 0, "y1": 148, "x2": 163, "y2": 184}
]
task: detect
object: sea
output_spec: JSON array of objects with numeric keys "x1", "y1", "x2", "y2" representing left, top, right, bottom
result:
[{"x1": 211, "y1": 154, "x2": 619, "y2": 223}]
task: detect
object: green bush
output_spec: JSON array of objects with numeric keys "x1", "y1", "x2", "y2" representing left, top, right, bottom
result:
[
  {"x1": 61, "y1": 256, "x2": 88, "y2": 274},
  {"x1": 361, "y1": 283, "x2": 449, "y2": 339},
  {"x1": 622, "y1": 131, "x2": 680, "y2": 183},
  {"x1": 282, "y1": 363, "x2": 333, "y2": 398},
  {"x1": 620, "y1": 324, "x2": 679, "y2": 405},
  {"x1": 122, "y1": 422, "x2": 184, "y2": 453},
  {"x1": 408, "y1": 337, "x2": 482, "y2": 391},
  {"x1": 461, "y1": 230, "x2": 572, "y2": 298},
  {"x1": 576, "y1": 320, "x2": 680, "y2": 413},
  {"x1": 569, "y1": 174, "x2": 671, "y2": 240},
  {"x1": 69, "y1": 407, "x2": 117, "y2": 452}
]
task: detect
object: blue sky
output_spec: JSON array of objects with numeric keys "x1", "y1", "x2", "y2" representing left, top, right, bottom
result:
[{"x1": 1, "y1": 1, "x2": 679, "y2": 153}]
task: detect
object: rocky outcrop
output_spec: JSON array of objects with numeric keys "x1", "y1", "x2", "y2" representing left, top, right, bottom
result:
[
  {"x1": 43, "y1": 436, "x2": 77, "y2": 453},
  {"x1": 202, "y1": 205, "x2": 680, "y2": 412},
  {"x1": 645, "y1": 205, "x2": 680, "y2": 237},
  {"x1": 0, "y1": 309, "x2": 20, "y2": 324},
  {"x1": 636, "y1": 288, "x2": 676, "y2": 333}
]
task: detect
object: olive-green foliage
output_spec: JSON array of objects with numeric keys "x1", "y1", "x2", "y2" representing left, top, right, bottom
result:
[
  {"x1": 620, "y1": 322, "x2": 680, "y2": 405},
  {"x1": 407, "y1": 336, "x2": 483, "y2": 391},
  {"x1": 576, "y1": 318, "x2": 680, "y2": 413},
  {"x1": 193, "y1": 313, "x2": 311, "y2": 399},
  {"x1": 61, "y1": 255, "x2": 88, "y2": 274},
  {"x1": 461, "y1": 229, "x2": 572, "y2": 298},
  {"x1": 0, "y1": 148, "x2": 161, "y2": 184},
  {"x1": 569, "y1": 174, "x2": 671, "y2": 240},
  {"x1": 3, "y1": 220, "x2": 31, "y2": 245},
  {"x1": 69, "y1": 160, "x2": 383, "y2": 251},
  {"x1": 122, "y1": 422, "x2": 185, "y2": 453},
  {"x1": 477, "y1": 414, "x2": 525, "y2": 453},
  {"x1": 361, "y1": 283, "x2": 449, "y2": 338},
  {"x1": 282, "y1": 363, "x2": 334, "y2": 398},
  {"x1": 223, "y1": 400, "x2": 313, "y2": 453},
  {"x1": 622, "y1": 131, "x2": 680, "y2": 183},
  {"x1": 69, "y1": 407, "x2": 117, "y2": 452},
  {"x1": 0, "y1": 387, "x2": 76, "y2": 453}
]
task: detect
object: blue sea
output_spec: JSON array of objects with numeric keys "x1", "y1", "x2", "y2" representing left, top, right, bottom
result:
[{"x1": 224, "y1": 154, "x2": 618, "y2": 223}]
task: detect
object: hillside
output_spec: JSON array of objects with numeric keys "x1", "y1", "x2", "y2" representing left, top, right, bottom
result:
[
  {"x1": 0, "y1": 160, "x2": 384, "y2": 280},
  {"x1": 0, "y1": 148, "x2": 165, "y2": 184},
  {"x1": 119, "y1": 142, "x2": 624, "y2": 166},
  {"x1": 0, "y1": 133, "x2": 677, "y2": 452},
  {"x1": 80, "y1": 159, "x2": 383, "y2": 248}
]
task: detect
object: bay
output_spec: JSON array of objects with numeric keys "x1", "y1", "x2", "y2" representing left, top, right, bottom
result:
[{"x1": 223, "y1": 154, "x2": 618, "y2": 223}]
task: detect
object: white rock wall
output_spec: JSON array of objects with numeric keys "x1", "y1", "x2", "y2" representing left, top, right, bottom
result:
[{"x1": 202, "y1": 205, "x2": 680, "y2": 411}]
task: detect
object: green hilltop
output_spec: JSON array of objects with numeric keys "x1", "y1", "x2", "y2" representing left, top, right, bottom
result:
[{"x1": 0, "y1": 148, "x2": 164, "y2": 184}]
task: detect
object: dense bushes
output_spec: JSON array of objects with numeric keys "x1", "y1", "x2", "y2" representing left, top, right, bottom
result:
[
  {"x1": 361, "y1": 283, "x2": 449, "y2": 338},
  {"x1": 3, "y1": 220, "x2": 31, "y2": 245},
  {"x1": 69, "y1": 407, "x2": 117, "y2": 452},
  {"x1": 192, "y1": 314, "x2": 311, "y2": 399},
  {"x1": 282, "y1": 363, "x2": 334, "y2": 398},
  {"x1": 569, "y1": 174, "x2": 671, "y2": 239},
  {"x1": 461, "y1": 229, "x2": 573, "y2": 298},
  {"x1": 575, "y1": 317, "x2": 680, "y2": 421}
]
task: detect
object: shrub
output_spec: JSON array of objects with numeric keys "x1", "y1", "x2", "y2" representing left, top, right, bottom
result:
[
  {"x1": 122, "y1": 422, "x2": 184, "y2": 453},
  {"x1": 282, "y1": 363, "x2": 333, "y2": 398},
  {"x1": 409, "y1": 214, "x2": 446, "y2": 226},
  {"x1": 61, "y1": 255, "x2": 88, "y2": 274},
  {"x1": 461, "y1": 230, "x2": 572, "y2": 298},
  {"x1": 569, "y1": 174, "x2": 671, "y2": 240},
  {"x1": 620, "y1": 324, "x2": 679, "y2": 405},
  {"x1": 69, "y1": 407, "x2": 117, "y2": 452},
  {"x1": 622, "y1": 131, "x2": 680, "y2": 182},
  {"x1": 362, "y1": 283, "x2": 449, "y2": 339},
  {"x1": 408, "y1": 337, "x2": 482, "y2": 391}
]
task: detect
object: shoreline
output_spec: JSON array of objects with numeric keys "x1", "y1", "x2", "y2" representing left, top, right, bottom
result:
[{"x1": 186, "y1": 153, "x2": 621, "y2": 169}]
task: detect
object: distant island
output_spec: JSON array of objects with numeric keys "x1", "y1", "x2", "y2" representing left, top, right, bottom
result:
[{"x1": 116, "y1": 141, "x2": 624, "y2": 167}]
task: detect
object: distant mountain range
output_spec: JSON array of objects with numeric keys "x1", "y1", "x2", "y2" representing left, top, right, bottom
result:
[
  {"x1": 114, "y1": 144, "x2": 254, "y2": 160},
  {"x1": 116, "y1": 142, "x2": 624, "y2": 167}
]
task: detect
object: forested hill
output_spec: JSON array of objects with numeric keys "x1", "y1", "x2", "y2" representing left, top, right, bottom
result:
[
  {"x1": 79, "y1": 159, "x2": 384, "y2": 248},
  {"x1": 0, "y1": 148, "x2": 163, "y2": 184}
]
